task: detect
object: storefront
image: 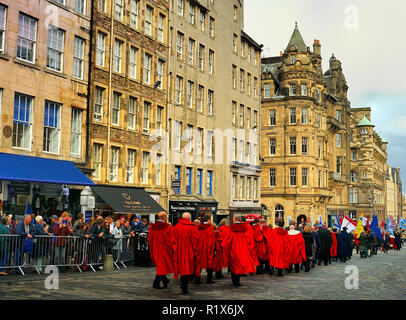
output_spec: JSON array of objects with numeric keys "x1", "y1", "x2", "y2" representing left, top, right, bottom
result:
[
  {"x1": 169, "y1": 199, "x2": 218, "y2": 225},
  {"x1": 229, "y1": 206, "x2": 263, "y2": 223}
]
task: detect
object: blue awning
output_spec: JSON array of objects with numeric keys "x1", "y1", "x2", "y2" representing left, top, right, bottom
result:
[{"x1": 0, "y1": 152, "x2": 95, "y2": 186}]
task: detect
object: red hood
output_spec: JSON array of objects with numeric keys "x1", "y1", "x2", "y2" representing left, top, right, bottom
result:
[
  {"x1": 276, "y1": 227, "x2": 288, "y2": 236},
  {"x1": 198, "y1": 223, "x2": 213, "y2": 231},
  {"x1": 230, "y1": 223, "x2": 247, "y2": 233},
  {"x1": 176, "y1": 218, "x2": 196, "y2": 227},
  {"x1": 150, "y1": 221, "x2": 171, "y2": 231}
]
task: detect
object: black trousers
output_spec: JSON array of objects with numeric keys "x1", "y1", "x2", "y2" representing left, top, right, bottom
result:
[
  {"x1": 231, "y1": 273, "x2": 241, "y2": 286},
  {"x1": 180, "y1": 275, "x2": 193, "y2": 293}
]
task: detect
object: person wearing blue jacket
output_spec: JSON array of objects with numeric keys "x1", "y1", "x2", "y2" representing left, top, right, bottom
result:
[{"x1": 131, "y1": 215, "x2": 143, "y2": 234}]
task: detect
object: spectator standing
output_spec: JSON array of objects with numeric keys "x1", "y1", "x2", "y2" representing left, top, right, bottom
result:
[
  {"x1": 302, "y1": 225, "x2": 314, "y2": 272},
  {"x1": 0, "y1": 216, "x2": 10, "y2": 275},
  {"x1": 15, "y1": 214, "x2": 35, "y2": 266},
  {"x1": 53, "y1": 217, "x2": 72, "y2": 272},
  {"x1": 32, "y1": 216, "x2": 51, "y2": 273}
]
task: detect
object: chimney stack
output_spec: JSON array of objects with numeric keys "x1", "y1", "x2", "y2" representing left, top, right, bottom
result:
[{"x1": 313, "y1": 39, "x2": 321, "y2": 56}]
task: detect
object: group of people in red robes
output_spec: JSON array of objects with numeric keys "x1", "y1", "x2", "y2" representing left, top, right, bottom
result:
[{"x1": 148, "y1": 211, "x2": 343, "y2": 294}]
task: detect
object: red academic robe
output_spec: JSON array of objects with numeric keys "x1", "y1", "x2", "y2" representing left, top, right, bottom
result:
[
  {"x1": 330, "y1": 232, "x2": 338, "y2": 257},
  {"x1": 197, "y1": 223, "x2": 215, "y2": 273},
  {"x1": 252, "y1": 224, "x2": 266, "y2": 262},
  {"x1": 286, "y1": 230, "x2": 307, "y2": 265},
  {"x1": 212, "y1": 230, "x2": 224, "y2": 272},
  {"x1": 148, "y1": 221, "x2": 176, "y2": 276},
  {"x1": 227, "y1": 223, "x2": 257, "y2": 275},
  {"x1": 267, "y1": 227, "x2": 289, "y2": 269},
  {"x1": 245, "y1": 223, "x2": 259, "y2": 266},
  {"x1": 262, "y1": 226, "x2": 273, "y2": 262},
  {"x1": 172, "y1": 218, "x2": 201, "y2": 279},
  {"x1": 218, "y1": 225, "x2": 231, "y2": 268}
]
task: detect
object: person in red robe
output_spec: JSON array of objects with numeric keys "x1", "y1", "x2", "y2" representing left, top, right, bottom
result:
[
  {"x1": 148, "y1": 211, "x2": 175, "y2": 289},
  {"x1": 195, "y1": 214, "x2": 216, "y2": 284},
  {"x1": 251, "y1": 219, "x2": 266, "y2": 274},
  {"x1": 212, "y1": 226, "x2": 223, "y2": 277},
  {"x1": 286, "y1": 225, "x2": 307, "y2": 273},
  {"x1": 227, "y1": 215, "x2": 257, "y2": 287},
  {"x1": 173, "y1": 212, "x2": 200, "y2": 294},
  {"x1": 216, "y1": 218, "x2": 231, "y2": 279},
  {"x1": 329, "y1": 228, "x2": 338, "y2": 263},
  {"x1": 261, "y1": 220, "x2": 271, "y2": 273},
  {"x1": 267, "y1": 220, "x2": 289, "y2": 276},
  {"x1": 245, "y1": 219, "x2": 259, "y2": 274}
]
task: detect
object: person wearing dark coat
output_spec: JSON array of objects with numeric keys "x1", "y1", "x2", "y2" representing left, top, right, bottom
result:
[
  {"x1": 317, "y1": 225, "x2": 332, "y2": 266},
  {"x1": 336, "y1": 228, "x2": 353, "y2": 262},
  {"x1": 15, "y1": 214, "x2": 35, "y2": 266},
  {"x1": 32, "y1": 216, "x2": 51, "y2": 273},
  {"x1": 394, "y1": 231, "x2": 402, "y2": 251},
  {"x1": 358, "y1": 232, "x2": 368, "y2": 258},
  {"x1": 301, "y1": 225, "x2": 314, "y2": 272},
  {"x1": 311, "y1": 229, "x2": 320, "y2": 267}
]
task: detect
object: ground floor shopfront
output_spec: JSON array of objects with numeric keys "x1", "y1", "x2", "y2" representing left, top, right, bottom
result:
[{"x1": 169, "y1": 196, "x2": 218, "y2": 225}]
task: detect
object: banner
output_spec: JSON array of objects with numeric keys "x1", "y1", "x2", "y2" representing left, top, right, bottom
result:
[
  {"x1": 354, "y1": 214, "x2": 364, "y2": 239},
  {"x1": 341, "y1": 216, "x2": 356, "y2": 233},
  {"x1": 399, "y1": 217, "x2": 406, "y2": 230}
]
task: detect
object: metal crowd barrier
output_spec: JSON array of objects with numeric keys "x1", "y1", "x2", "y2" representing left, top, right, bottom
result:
[
  {"x1": 85, "y1": 236, "x2": 122, "y2": 272},
  {"x1": 117, "y1": 235, "x2": 135, "y2": 269},
  {"x1": 0, "y1": 234, "x2": 26, "y2": 275}
]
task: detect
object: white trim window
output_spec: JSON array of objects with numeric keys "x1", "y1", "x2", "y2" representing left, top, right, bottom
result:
[
  {"x1": 206, "y1": 130, "x2": 213, "y2": 157},
  {"x1": 70, "y1": 108, "x2": 82, "y2": 157},
  {"x1": 94, "y1": 86, "x2": 104, "y2": 122},
  {"x1": 199, "y1": 10, "x2": 205, "y2": 31},
  {"x1": 176, "y1": 32, "x2": 184, "y2": 60},
  {"x1": 289, "y1": 84, "x2": 297, "y2": 96},
  {"x1": 289, "y1": 168, "x2": 297, "y2": 186},
  {"x1": 145, "y1": 5, "x2": 153, "y2": 36},
  {"x1": 131, "y1": 0, "x2": 139, "y2": 29},
  {"x1": 177, "y1": 0, "x2": 184, "y2": 17},
  {"x1": 198, "y1": 44, "x2": 204, "y2": 71},
  {"x1": 269, "y1": 138, "x2": 276, "y2": 156},
  {"x1": 13, "y1": 93, "x2": 33, "y2": 150},
  {"x1": 290, "y1": 107, "x2": 296, "y2": 124},
  {"x1": 112, "y1": 92, "x2": 121, "y2": 126},
  {"x1": 264, "y1": 83, "x2": 271, "y2": 99},
  {"x1": 110, "y1": 147, "x2": 119, "y2": 182},
  {"x1": 47, "y1": 25, "x2": 64, "y2": 72},
  {"x1": 175, "y1": 76, "x2": 183, "y2": 105},
  {"x1": 158, "y1": 13, "x2": 165, "y2": 43},
  {"x1": 231, "y1": 137, "x2": 236, "y2": 162},
  {"x1": 73, "y1": 36, "x2": 85, "y2": 79},
  {"x1": 336, "y1": 133, "x2": 342, "y2": 147},
  {"x1": 197, "y1": 127, "x2": 203, "y2": 155},
  {"x1": 269, "y1": 109, "x2": 276, "y2": 126},
  {"x1": 246, "y1": 177, "x2": 251, "y2": 199},
  {"x1": 269, "y1": 168, "x2": 276, "y2": 187},
  {"x1": 157, "y1": 59, "x2": 164, "y2": 89},
  {"x1": 301, "y1": 84, "x2": 307, "y2": 96},
  {"x1": 189, "y1": 3, "x2": 195, "y2": 24},
  {"x1": 113, "y1": 39, "x2": 122, "y2": 73},
  {"x1": 209, "y1": 17, "x2": 215, "y2": 37},
  {"x1": 96, "y1": 32, "x2": 106, "y2": 67},
  {"x1": 92, "y1": 144, "x2": 102, "y2": 180},
  {"x1": 144, "y1": 53, "x2": 152, "y2": 84},
  {"x1": 142, "y1": 152, "x2": 149, "y2": 184},
  {"x1": 98, "y1": 0, "x2": 106, "y2": 12},
  {"x1": 157, "y1": 106, "x2": 163, "y2": 136},
  {"x1": 174, "y1": 121, "x2": 181, "y2": 151},
  {"x1": 129, "y1": 46, "x2": 138, "y2": 80},
  {"x1": 302, "y1": 137, "x2": 308, "y2": 155},
  {"x1": 238, "y1": 139, "x2": 244, "y2": 162},
  {"x1": 301, "y1": 107, "x2": 307, "y2": 124},
  {"x1": 207, "y1": 90, "x2": 213, "y2": 115},
  {"x1": 0, "y1": 5, "x2": 6, "y2": 53},
  {"x1": 143, "y1": 101, "x2": 151, "y2": 133},
  {"x1": 128, "y1": 97, "x2": 137, "y2": 130},
  {"x1": 186, "y1": 124, "x2": 193, "y2": 153},
  {"x1": 115, "y1": 0, "x2": 123, "y2": 21},
  {"x1": 43, "y1": 101, "x2": 61, "y2": 154},
  {"x1": 198, "y1": 85, "x2": 204, "y2": 112},
  {"x1": 302, "y1": 168, "x2": 308, "y2": 186},
  {"x1": 17, "y1": 13, "x2": 37, "y2": 63},
  {"x1": 208, "y1": 49, "x2": 214, "y2": 75},
  {"x1": 155, "y1": 154, "x2": 162, "y2": 185},
  {"x1": 126, "y1": 149, "x2": 136, "y2": 183},
  {"x1": 187, "y1": 81, "x2": 194, "y2": 108},
  {"x1": 349, "y1": 188, "x2": 358, "y2": 204},
  {"x1": 76, "y1": 0, "x2": 86, "y2": 15},
  {"x1": 254, "y1": 77, "x2": 258, "y2": 97},
  {"x1": 188, "y1": 38, "x2": 195, "y2": 66},
  {"x1": 232, "y1": 101, "x2": 236, "y2": 125}
]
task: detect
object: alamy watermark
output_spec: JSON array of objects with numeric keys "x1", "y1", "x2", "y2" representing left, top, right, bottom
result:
[
  {"x1": 344, "y1": 265, "x2": 359, "y2": 289},
  {"x1": 44, "y1": 265, "x2": 59, "y2": 290},
  {"x1": 344, "y1": 5, "x2": 359, "y2": 30}
]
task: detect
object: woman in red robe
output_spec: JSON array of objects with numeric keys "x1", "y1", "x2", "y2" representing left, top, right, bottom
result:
[
  {"x1": 227, "y1": 215, "x2": 257, "y2": 287},
  {"x1": 251, "y1": 221, "x2": 266, "y2": 274},
  {"x1": 267, "y1": 220, "x2": 289, "y2": 276},
  {"x1": 148, "y1": 212, "x2": 176, "y2": 289},
  {"x1": 173, "y1": 212, "x2": 201, "y2": 294},
  {"x1": 216, "y1": 219, "x2": 231, "y2": 278},
  {"x1": 329, "y1": 228, "x2": 338, "y2": 262},
  {"x1": 286, "y1": 226, "x2": 307, "y2": 273},
  {"x1": 195, "y1": 215, "x2": 215, "y2": 284}
]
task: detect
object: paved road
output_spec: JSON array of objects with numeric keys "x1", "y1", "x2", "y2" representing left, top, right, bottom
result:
[{"x1": 1, "y1": 249, "x2": 405, "y2": 300}]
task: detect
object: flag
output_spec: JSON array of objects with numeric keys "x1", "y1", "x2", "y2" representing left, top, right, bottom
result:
[
  {"x1": 370, "y1": 215, "x2": 382, "y2": 240},
  {"x1": 24, "y1": 202, "x2": 32, "y2": 215},
  {"x1": 341, "y1": 216, "x2": 356, "y2": 233},
  {"x1": 339, "y1": 212, "x2": 343, "y2": 226},
  {"x1": 333, "y1": 213, "x2": 341, "y2": 230},
  {"x1": 399, "y1": 217, "x2": 406, "y2": 230},
  {"x1": 367, "y1": 216, "x2": 370, "y2": 231},
  {"x1": 387, "y1": 218, "x2": 394, "y2": 235},
  {"x1": 380, "y1": 220, "x2": 386, "y2": 236},
  {"x1": 362, "y1": 217, "x2": 368, "y2": 227},
  {"x1": 354, "y1": 214, "x2": 364, "y2": 239},
  {"x1": 319, "y1": 215, "x2": 323, "y2": 227}
]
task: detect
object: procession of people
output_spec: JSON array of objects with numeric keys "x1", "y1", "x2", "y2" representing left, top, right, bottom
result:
[{"x1": 148, "y1": 212, "x2": 403, "y2": 294}]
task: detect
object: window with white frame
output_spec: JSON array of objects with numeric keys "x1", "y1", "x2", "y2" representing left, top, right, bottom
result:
[
  {"x1": 112, "y1": 92, "x2": 121, "y2": 125},
  {"x1": 17, "y1": 13, "x2": 37, "y2": 63},
  {"x1": 269, "y1": 168, "x2": 276, "y2": 186},
  {"x1": 0, "y1": 5, "x2": 6, "y2": 53},
  {"x1": 290, "y1": 137, "x2": 296, "y2": 155},
  {"x1": 316, "y1": 88, "x2": 321, "y2": 102},
  {"x1": 76, "y1": 0, "x2": 86, "y2": 15},
  {"x1": 233, "y1": 34, "x2": 237, "y2": 53},
  {"x1": 246, "y1": 107, "x2": 251, "y2": 128},
  {"x1": 232, "y1": 65, "x2": 237, "y2": 89},
  {"x1": 336, "y1": 110, "x2": 342, "y2": 122},
  {"x1": 246, "y1": 142, "x2": 251, "y2": 163},
  {"x1": 350, "y1": 171, "x2": 357, "y2": 182},
  {"x1": 158, "y1": 13, "x2": 165, "y2": 42},
  {"x1": 319, "y1": 170, "x2": 322, "y2": 187},
  {"x1": 186, "y1": 124, "x2": 193, "y2": 152},
  {"x1": 13, "y1": 93, "x2": 33, "y2": 150},
  {"x1": 176, "y1": 32, "x2": 184, "y2": 60},
  {"x1": 208, "y1": 49, "x2": 214, "y2": 75},
  {"x1": 157, "y1": 59, "x2": 164, "y2": 89},
  {"x1": 302, "y1": 137, "x2": 308, "y2": 155},
  {"x1": 155, "y1": 154, "x2": 162, "y2": 185},
  {"x1": 232, "y1": 101, "x2": 236, "y2": 125},
  {"x1": 129, "y1": 46, "x2": 138, "y2": 79},
  {"x1": 94, "y1": 86, "x2": 104, "y2": 122},
  {"x1": 337, "y1": 157, "x2": 342, "y2": 174},
  {"x1": 174, "y1": 121, "x2": 181, "y2": 150},
  {"x1": 197, "y1": 127, "x2": 203, "y2": 155},
  {"x1": 198, "y1": 44, "x2": 204, "y2": 70},
  {"x1": 142, "y1": 151, "x2": 149, "y2": 184},
  {"x1": 246, "y1": 177, "x2": 251, "y2": 199},
  {"x1": 289, "y1": 168, "x2": 297, "y2": 186},
  {"x1": 70, "y1": 108, "x2": 82, "y2": 156},
  {"x1": 143, "y1": 101, "x2": 150, "y2": 132},
  {"x1": 175, "y1": 76, "x2": 183, "y2": 104},
  {"x1": 239, "y1": 104, "x2": 244, "y2": 127},
  {"x1": 232, "y1": 175, "x2": 236, "y2": 199},
  {"x1": 47, "y1": 26, "x2": 64, "y2": 72},
  {"x1": 240, "y1": 40, "x2": 245, "y2": 57},
  {"x1": 239, "y1": 176, "x2": 244, "y2": 198},
  {"x1": 336, "y1": 133, "x2": 342, "y2": 147},
  {"x1": 177, "y1": 0, "x2": 184, "y2": 17},
  {"x1": 349, "y1": 188, "x2": 358, "y2": 204},
  {"x1": 157, "y1": 106, "x2": 163, "y2": 136},
  {"x1": 115, "y1": 0, "x2": 123, "y2": 20},
  {"x1": 254, "y1": 77, "x2": 258, "y2": 96},
  {"x1": 198, "y1": 85, "x2": 204, "y2": 112},
  {"x1": 189, "y1": 3, "x2": 195, "y2": 24},
  {"x1": 301, "y1": 107, "x2": 307, "y2": 124},
  {"x1": 238, "y1": 139, "x2": 244, "y2": 162},
  {"x1": 301, "y1": 84, "x2": 307, "y2": 96},
  {"x1": 113, "y1": 39, "x2": 122, "y2": 73},
  {"x1": 92, "y1": 144, "x2": 102, "y2": 180},
  {"x1": 289, "y1": 83, "x2": 297, "y2": 96},
  {"x1": 144, "y1": 53, "x2": 151, "y2": 84},
  {"x1": 73, "y1": 36, "x2": 85, "y2": 79},
  {"x1": 302, "y1": 168, "x2": 308, "y2": 186},
  {"x1": 269, "y1": 109, "x2": 276, "y2": 125},
  {"x1": 188, "y1": 38, "x2": 195, "y2": 65},
  {"x1": 253, "y1": 178, "x2": 258, "y2": 199},
  {"x1": 207, "y1": 171, "x2": 213, "y2": 196},
  {"x1": 98, "y1": 0, "x2": 106, "y2": 12},
  {"x1": 253, "y1": 110, "x2": 258, "y2": 128},
  {"x1": 239, "y1": 69, "x2": 244, "y2": 92},
  {"x1": 199, "y1": 10, "x2": 205, "y2": 31},
  {"x1": 110, "y1": 147, "x2": 119, "y2": 182},
  {"x1": 96, "y1": 32, "x2": 106, "y2": 67},
  {"x1": 43, "y1": 101, "x2": 61, "y2": 153},
  {"x1": 131, "y1": 0, "x2": 139, "y2": 29},
  {"x1": 187, "y1": 81, "x2": 194, "y2": 108},
  {"x1": 352, "y1": 151, "x2": 357, "y2": 161},
  {"x1": 247, "y1": 74, "x2": 251, "y2": 95},
  {"x1": 264, "y1": 83, "x2": 271, "y2": 98},
  {"x1": 207, "y1": 130, "x2": 213, "y2": 157},
  {"x1": 145, "y1": 5, "x2": 153, "y2": 36},
  {"x1": 290, "y1": 107, "x2": 296, "y2": 124},
  {"x1": 209, "y1": 17, "x2": 215, "y2": 37},
  {"x1": 269, "y1": 138, "x2": 276, "y2": 156},
  {"x1": 126, "y1": 149, "x2": 136, "y2": 183},
  {"x1": 231, "y1": 137, "x2": 236, "y2": 162},
  {"x1": 128, "y1": 97, "x2": 137, "y2": 129},
  {"x1": 207, "y1": 90, "x2": 213, "y2": 115}
]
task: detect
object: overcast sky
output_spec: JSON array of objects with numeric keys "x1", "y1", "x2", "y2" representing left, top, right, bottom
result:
[{"x1": 244, "y1": 0, "x2": 406, "y2": 193}]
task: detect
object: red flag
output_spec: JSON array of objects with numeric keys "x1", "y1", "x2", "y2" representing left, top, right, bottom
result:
[
  {"x1": 367, "y1": 216, "x2": 370, "y2": 231},
  {"x1": 339, "y1": 212, "x2": 343, "y2": 226}
]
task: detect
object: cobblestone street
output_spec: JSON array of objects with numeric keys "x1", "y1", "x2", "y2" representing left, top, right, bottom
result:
[{"x1": 1, "y1": 249, "x2": 405, "y2": 300}]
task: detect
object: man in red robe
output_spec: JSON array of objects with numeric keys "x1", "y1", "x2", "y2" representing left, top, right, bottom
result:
[
  {"x1": 148, "y1": 211, "x2": 175, "y2": 289},
  {"x1": 173, "y1": 212, "x2": 200, "y2": 294},
  {"x1": 286, "y1": 225, "x2": 306, "y2": 273},
  {"x1": 252, "y1": 219, "x2": 266, "y2": 274},
  {"x1": 216, "y1": 219, "x2": 231, "y2": 279},
  {"x1": 195, "y1": 214, "x2": 215, "y2": 284},
  {"x1": 227, "y1": 215, "x2": 257, "y2": 287},
  {"x1": 245, "y1": 219, "x2": 259, "y2": 274},
  {"x1": 267, "y1": 220, "x2": 288, "y2": 276},
  {"x1": 329, "y1": 228, "x2": 338, "y2": 263}
]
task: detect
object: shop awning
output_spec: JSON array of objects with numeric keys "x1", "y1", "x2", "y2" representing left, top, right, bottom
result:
[
  {"x1": 91, "y1": 185, "x2": 165, "y2": 214},
  {"x1": 0, "y1": 152, "x2": 95, "y2": 186}
]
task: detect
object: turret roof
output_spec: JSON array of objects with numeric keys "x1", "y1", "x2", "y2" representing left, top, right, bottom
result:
[{"x1": 286, "y1": 23, "x2": 307, "y2": 52}]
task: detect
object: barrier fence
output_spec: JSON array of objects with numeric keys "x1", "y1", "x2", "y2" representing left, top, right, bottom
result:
[{"x1": 0, "y1": 233, "x2": 150, "y2": 276}]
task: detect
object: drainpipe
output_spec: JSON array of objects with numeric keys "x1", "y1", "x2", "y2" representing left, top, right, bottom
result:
[{"x1": 106, "y1": 3, "x2": 114, "y2": 185}]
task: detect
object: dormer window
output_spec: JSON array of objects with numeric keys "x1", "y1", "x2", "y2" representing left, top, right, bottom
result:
[
  {"x1": 291, "y1": 54, "x2": 296, "y2": 64},
  {"x1": 289, "y1": 84, "x2": 297, "y2": 96},
  {"x1": 360, "y1": 129, "x2": 368, "y2": 135}
]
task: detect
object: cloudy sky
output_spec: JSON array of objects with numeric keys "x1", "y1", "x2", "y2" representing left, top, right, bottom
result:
[{"x1": 245, "y1": 0, "x2": 406, "y2": 193}]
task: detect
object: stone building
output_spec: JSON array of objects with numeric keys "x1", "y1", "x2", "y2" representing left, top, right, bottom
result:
[
  {"x1": 385, "y1": 165, "x2": 402, "y2": 220},
  {"x1": 166, "y1": 0, "x2": 262, "y2": 223},
  {"x1": 0, "y1": 0, "x2": 92, "y2": 215},
  {"x1": 87, "y1": 0, "x2": 170, "y2": 215}
]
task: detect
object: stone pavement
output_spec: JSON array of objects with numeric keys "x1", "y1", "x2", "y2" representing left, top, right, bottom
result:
[{"x1": 0, "y1": 249, "x2": 405, "y2": 300}]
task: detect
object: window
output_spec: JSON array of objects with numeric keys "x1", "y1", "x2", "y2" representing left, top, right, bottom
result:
[
  {"x1": 350, "y1": 171, "x2": 357, "y2": 182},
  {"x1": 199, "y1": 10, "x2": 205, "y2": 31},
  {"x1": 176, "y1": 32, "x2": 184, "y2": 60},
  {"x1": 291, "y1": 54, "x2": 296, "y2": 64},
  {"x1": 318, "y1": 141, "x2": 322, "y2": 158},
  {"x1": 238, "y1": 140, "x2": 244, "y2": 162},
  {"x1": 318, "y1": 114, "x2": 321, "y2": 129},
  {"x1": 246, "y1": 142, "x2": 251, "y2": 163},
  {"x1": 319, "y1": 170, "x2": 322, "y2": 187},
  {"x1": 115, "y1": 0, "x2": 123, "y2": 20},
  {"x1": 246, "y1": 107, "x2": 251, "y2": 128},
  {"x1": 302, "y1": 168, "x2": 308, "y2": 186},
  {"x1": 207, "y1": 90, "x2": 213, "y2": 115},
  {"x1": 98, "y1": 0, "x2": 106, "y2": 12},
  {"x1": 198, "y1": 85, "x2": 204, "y2": 112},
  {"x1": 209, "y1": 17, "x2": 215, "y2": 37},
  {"x1": 232, "y1": 101, "x2": 236, "y2": 125},
  {"x1": 70, "y1": 108, "x2": 82, "y2": 156},
  {"x1": 187, "y1": 81, "x2": 194, "y2": 108},
  {"x1": 301, "y1": 108, "x2": 307, "y2": 124},
  {"x1": 186, "y1": 168, "x2": 192, "y2": 194},
  {"x1": 231, "y1": 137, "x2": 236, "y2": 161},
  {"x1": 233, "y1": 34, "x2": 237, "y2": 53},
  {"x1": 131, "y1": 0, "x2": 139, "y2": 29},
  {"x1": 302, "y1": 137, "x2": 308, "y2": 155},
  {"x1": 112, "y1": 92, "x2": 121, "y2": 125},
  {"x1": 142, "y1": 152, "x2": 149, "y2": 184},
  {"x1": 290, "y1": 137, "x2": 296, "y2": 155},
  {"x1": 247, "y1": 44, "x2": 251, "y2": 61},
  {"x1": 158, "y1": 13, "x2": 165, "y2": 42},
  {"x1": 289, "y1": 168, "x2": 297, "y2": 186},
  {"x1": 174, "y1": 121, "x2": 181, "y2": 151},
  {"x1": 126, "y1": 149, "x2": 136, "y2": 183},
  {"x1": 289, "y1": 84, "x2": 297, "y2": 96},
  {"x1": 232, "y1": 175, "x2": 236, "y2": 198},
  {"x1": 76, "y1": 0, "x2": 86, "y2": 15},
  {"x1": 174, "y1": 166, "x2": 181, "y2": 194},
  {"x1": 175, "y1": 76, "x2": 183, "y2": 104},
  {"x1": 290, "y1": 107, "x2": 296, "y2": 124},
  {"x1": 143, "y1": 101, "x2": 151, "y2": 132},
  {"x1": 240, "y1": 69, "x2": 244, "y2": 92},
  {"x1": 352, "y1": 151, "x2": 357, "y2": 161},
  {"x1": 177, "y1": 0, "x2": 184, "y2": 17},
  {"x1": 269, "y1": 109, "x2": 276, "y2": 126},
  {"x1": 336, "y1": 110, "x2": 342, "y2": 122},
  {"x1": 197, "y1": 128, "x2": 203, "y2": 155},
  {"x1": 92, "y1": 144, "x2": 102, "y2": 180},
  {"x1": 112, "y1": 39, "x2": 122, "y2": 73},
  {"x1": 206, "y1": 130, "x2": 213, "y2": 157},
  {"x1": 247, "y1": 74, "x2": 251, "y2": 95},
  {"x1": 264, "y1": 83, "x2": 271, "y2": 99},
  {"x1": 233, "y1": 5, "x2": 238, "y2": 21},
  {"x1": 157, "y1": 106, "x2": 163, "y2": 136},
  {"x1": 240, "y1": 40, "x2": 245, "y2": 57},
  {"x1": 157, "y1": 59, "x2": 164, "y2": 89},
  {"x1": 253, "y1": 110, "x2": 258, "y2": 128},
  {"x1": 17, "y1": 13, "x2": 37, "y2": 63},
  {"x1": 275, "y1": 205, "x2": 284, "y2": 222},
  {"x1": 336, "y1": 133, "x2": 342, "y2": 147},
  {"x1": 269, "y1": 138, "x2": 276, "y2": 156},
  {"x1": 47, "y1": 26, "x2": 64, "y2": 72},
  {"x1": 253, "y1": 178, "x2": 258, "y2": 199},
  {"x1": 186, "y1": 124, "x2": 193, "y2": 152},
  {"x1": 239, "y1": 105, "x2": 244, "y2": 127},
  {"x1": 110, "y1": 147, "x2": 119, "y2": 182},
  {"x1": 128, "y1": 97, "x2": 137, "y2": 129},
  {"x1": 73, "y1": 36, "x2": 85, "y2": 79},
  {"x1": 94, "y1": 86, "x2": 104, "y2": 122},
  {"x1": 207, "y1": 171, "x2": 213, "y2": 196},
  {"x1": 189, "y1": 3, "x2": 195, "y2": 24},
  {"x1": 96, "y1": 32, "x2": 106, "y2": 67},
  {"x1": 145, "y1": 5, "x2": 153, "y2": 36},
  {"x1": 208, "y1": 49, "x2": 214, "y2": 75},
  {"x1": 316, "y1": 88, "x2": 321, "y2": 102},
  {"x1": 43, "y1": 101, "x2": 61, "y2": 153},
  {"x1": 232, "y1": 65, "x2": 237, "y2": 89},
  {"x1": 254, "y1": 77, "x2": 258, "y2": 97},
  {"x1": 239, "y1": 176, "x2": 244, "y2": 198},
  {"x1": 198, "y1": 44, "x2": 205, "y2": 70},
  {"x1": 155, "y1": 154, "x2": 162, "y2": 185},
  {"x1": 349, "y1": 188, "x2": 358, "y2": 204},
  {"x1": 13, "y1": 93, "x2": 33, "y2": 149},
  {"x1": 246, "y1": 177, "x2": 251, "y2": 199},
  {"x1": 129, "y1": 46, "x2": 138, "y2": 79},
  {"x1": 0, "y1": 5, "x2": 6, "y2": 53},
  {"x1": 144, "y1": 53, "x2": 152, "y2": 84},
  {"x1": 336, "y1": 156, "x2": 342, "y2": 174},
  {"x1": 301, "y1": 84, "x2": 307, "y2": 96},
  {"x1": 188, "y1": 38, "x2": 195, "y2": 65}
]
